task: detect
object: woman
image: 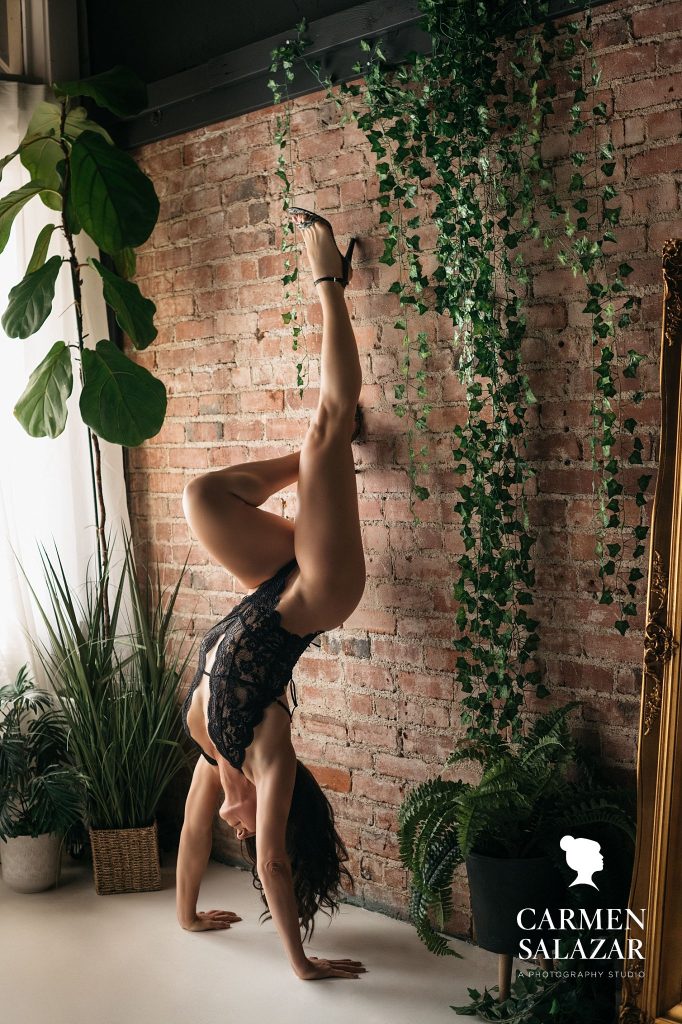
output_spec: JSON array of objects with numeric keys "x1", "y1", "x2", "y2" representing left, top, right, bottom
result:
[{"x1": 175, "y1": 207, "x2": 367, "y2": 982}]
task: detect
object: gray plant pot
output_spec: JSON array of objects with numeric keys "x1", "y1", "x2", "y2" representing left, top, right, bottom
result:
[{"x1": 0, "y1": 833, "x2": 62, "y2": 893}]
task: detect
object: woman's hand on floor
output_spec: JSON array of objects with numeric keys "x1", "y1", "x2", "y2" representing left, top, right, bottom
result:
[
  {"x1": 183, "y1": 909, "x2": 242, "y2": 931},
  {"x1": 296, "y1": 956, "x2": 367, "y2": 980}
]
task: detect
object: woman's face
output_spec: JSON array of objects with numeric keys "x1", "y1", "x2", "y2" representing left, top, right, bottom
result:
[{"x1": 219, "y1": 790, "x2": 256, "y2": 841}]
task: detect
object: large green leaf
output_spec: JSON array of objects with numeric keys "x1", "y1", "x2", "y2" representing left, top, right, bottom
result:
[
  {"x1": 89, "y1": 257, "x2": 157, "y2": 349},
  {"x1": 80, "y1": 339, "x2": 166, "y2": 446},
  {"x1": 70, "y1": 132, "x2": 159, "y2": 253},
  {"x1": 0, "y1": 183, "x2": 48, "y2": 254},
  {"x1": 13, "y1": 340, "x2": 73, "y2": 438},
  {"x1": 18, "y1": 134, "x2": 64, "y2": 209},
  {"x1": 53, "y1": 65, "x2": 148, "y2": 118},
  {"x1": 19, "y1": 102, "x2": 112, "y2": 211},
  {"x1": 21, "y1": 101, "x2": 114, "y2": 147},
  {"x1": 26, "y1": 223, "x2": 56, "y2": 274},
  {"x1": 2, "y1": 255, "x2": 63, "y2": 339}
]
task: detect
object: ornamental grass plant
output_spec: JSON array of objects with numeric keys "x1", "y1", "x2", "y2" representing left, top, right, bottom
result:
[{"x1": 18, "y1": 528, "x2": 193, "y2": 830}]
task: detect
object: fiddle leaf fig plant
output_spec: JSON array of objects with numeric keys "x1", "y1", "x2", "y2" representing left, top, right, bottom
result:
[{"x1": 0, "y1": 64, "x2": 165, "y2": 627}]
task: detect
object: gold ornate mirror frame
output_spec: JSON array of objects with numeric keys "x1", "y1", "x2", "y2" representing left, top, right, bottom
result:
[{"x1": 621, "y1": 239, "x2": 682, "y2": 1024}]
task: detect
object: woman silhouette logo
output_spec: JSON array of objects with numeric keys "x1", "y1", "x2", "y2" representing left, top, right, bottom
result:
[{"x1": 560, "y1": 835, "x2": 604, "y2": 889}]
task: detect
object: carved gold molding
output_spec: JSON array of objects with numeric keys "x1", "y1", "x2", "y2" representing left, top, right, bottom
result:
[
  {"x1": 642, "y1": 551, "x2": 677, "y2": 736},
  {"x1": 621, "y1": 239, "x2": 682, "y2": 1023},
  {"x1": 618, "y1": 1004, "x2": 653, "y2": 1024},
  {"x1": 662, "y1": 239, "x2": 682, "y2": 347}
]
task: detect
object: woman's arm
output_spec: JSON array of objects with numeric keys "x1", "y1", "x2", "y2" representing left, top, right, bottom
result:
[
  {"x1": 253, "y1": 743, "x2": 363, "y2": 980},
  {"x1": 252, "y1": 742, "x2": 308, "y2": 971},
  {"x1": 176, "y1": 756, "x2": 241, "y2": 932}
]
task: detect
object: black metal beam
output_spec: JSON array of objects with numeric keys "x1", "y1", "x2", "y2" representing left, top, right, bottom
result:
[{"x1": 114, "y1": 0, "x2": 615, "y2": 150}]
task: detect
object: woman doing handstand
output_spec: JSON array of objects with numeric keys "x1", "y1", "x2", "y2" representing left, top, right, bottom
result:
[{"x1": 176, "y1": 208, "x2": 367, "y2": 981}]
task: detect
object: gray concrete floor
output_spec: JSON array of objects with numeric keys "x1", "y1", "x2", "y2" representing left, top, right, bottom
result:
[{"x1": 0, "y1": 852, "x2": 503, "y2": 1024}]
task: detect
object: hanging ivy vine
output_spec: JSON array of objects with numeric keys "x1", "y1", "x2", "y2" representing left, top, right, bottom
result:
[{"x1": 267, "y1": 0, "x2": 649, "y2": 739}]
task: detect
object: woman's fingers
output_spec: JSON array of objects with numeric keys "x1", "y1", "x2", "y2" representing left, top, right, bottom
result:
[
  {"x1": 306, "y1": 956, "x2": 367, "y2": 979},
  {"x1": 312, "y1": 957, "x2": 366, "y2": 970}
]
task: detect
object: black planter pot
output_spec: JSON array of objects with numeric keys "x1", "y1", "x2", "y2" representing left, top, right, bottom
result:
[{"x1": 466, "y1": 852, "x2": 564, "y2": 956}]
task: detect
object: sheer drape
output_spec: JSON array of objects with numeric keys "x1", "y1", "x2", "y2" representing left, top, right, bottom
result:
[{"x1": 0, "y1": 81, "x2": 132, "y2": 690}]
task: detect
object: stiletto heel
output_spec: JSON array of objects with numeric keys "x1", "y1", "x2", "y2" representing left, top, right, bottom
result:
[{"x1": 290, "y1": 206, "x2": 356, "y2": 288}]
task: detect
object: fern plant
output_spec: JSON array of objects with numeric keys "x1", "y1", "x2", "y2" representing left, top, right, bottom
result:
[
  {"x1": 0, "y1": 664, "x2": 86, "y2": 840},
  {"x1": 398, "y1": 703, "x2": 635, "y2": 956}
]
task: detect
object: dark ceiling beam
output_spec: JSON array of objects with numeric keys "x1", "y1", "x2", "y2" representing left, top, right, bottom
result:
[
  {"x1": 114, "y1": 0, "x2": 614, "y2": 150},
  {"x1": 116, "y1": 0, "x2": 427, "y2": 148}
]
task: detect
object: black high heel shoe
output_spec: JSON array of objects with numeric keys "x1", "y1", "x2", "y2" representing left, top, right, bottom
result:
[{"x1": 290, "y1": 207, "x2": 356, "y2": 288}]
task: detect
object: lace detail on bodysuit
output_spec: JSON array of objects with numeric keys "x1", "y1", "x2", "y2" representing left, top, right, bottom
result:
[{"x1": 181, "y1": 558, "x2": 323, "y2": 772}]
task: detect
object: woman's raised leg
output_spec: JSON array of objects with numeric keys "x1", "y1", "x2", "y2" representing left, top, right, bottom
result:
[
  {"x1": 182, "y1": 451, "x2": 299, "y2": 590},
  {"x1": 278, "y1": 215, "x2": 366, "y2": 633}
]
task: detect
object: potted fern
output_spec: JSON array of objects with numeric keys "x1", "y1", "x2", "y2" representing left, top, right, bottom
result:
[
  {"x1": 399, "y1": 703, "x2": 636, "y2": 959},
  {"x1": 0, "y1": 665, "x2": 85, "y2": 892}
]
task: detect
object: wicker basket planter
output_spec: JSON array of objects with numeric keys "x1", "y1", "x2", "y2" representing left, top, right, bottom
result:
[{"x1": 89, "y1": 819, "x2": 161, "y2": 895}]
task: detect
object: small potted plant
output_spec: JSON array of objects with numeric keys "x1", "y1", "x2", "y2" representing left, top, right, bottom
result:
[
  {"x1": 399, "y1": 703, "x2": 636, "y2": 959},
  {"x1": 0, "y1": 664, "x2": 85, "y2": 893}
]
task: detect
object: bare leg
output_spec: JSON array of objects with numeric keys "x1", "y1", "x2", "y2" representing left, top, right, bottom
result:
[
  {"x1": 277, "y1": 216, "x2": 366, "y2": 634},
  {"x1": 182, "y1": 215, "x2": 366, "y2": 618},
  {"x1": 182, "y1": 452, "x2": 300, "y2": 589},
  {"x1": 212, "y1": 451, "x2": 300, "y2": 507}
]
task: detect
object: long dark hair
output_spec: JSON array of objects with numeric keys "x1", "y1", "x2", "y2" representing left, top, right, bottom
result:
[{"x1": 243, "y1": 760, "x2": 353, "y2": 940}]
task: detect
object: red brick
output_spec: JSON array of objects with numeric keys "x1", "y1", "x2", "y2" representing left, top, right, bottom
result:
[
  {"x1": 632, "y1": 2, "x2": 682, "y2": 38},
  {"x1": 296, "y1": 127, "x2": 345, "y2": 161},
  {"x1": 599, "y1": 43, "x2": 657, "y2": 82},
  {"x1": 307, "y1": 764, "x2": 351, "y2": 793},
  {"x1": 594, "y1": 17, "x2": 632, "y2": 51},
  {"x1": 239, "y1": 390, "x2": 284, "y2": 413},
  {"x1": 650, "y1": 218, "x2": 682, "y2": 251},
  {"x1": 630, "y1": 140, "x2": 682, "y2": 178},
  {"x1": 618, "y1": 71, "x2": 682, "y2": 111},
  {"x1": 374, "y1": 754, "x2": 431, "y2": 782},
  {"x1": 397, "y1": 671, "x2": 454, "y2": 701},
  {"x1": 353, "y1": 775, "x2": 405, "y2": 805},
  {"x1": 231, "y1": 228, "x2": 276, "y2": 253},
  {"x1": 350, "y1": 721, "x2": 398, "y2": 750},
  {"x1": 646, "y1": 106, "x2": 682, "y2": 139}
]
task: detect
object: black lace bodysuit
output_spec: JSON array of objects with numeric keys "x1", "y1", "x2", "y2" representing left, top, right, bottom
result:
[{"x1": 181, "y1": 558, "x2": 323, "y2": 772}]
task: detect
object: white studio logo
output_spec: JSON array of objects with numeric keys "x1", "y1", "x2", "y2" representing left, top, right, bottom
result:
[{"x1": 560, "y1": 835, "x2": 604, "y2": 890}]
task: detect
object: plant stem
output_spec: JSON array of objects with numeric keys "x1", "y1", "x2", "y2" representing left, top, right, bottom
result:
[{"x1": 58, "y1": 99, "x2": 110, "y2": 636}]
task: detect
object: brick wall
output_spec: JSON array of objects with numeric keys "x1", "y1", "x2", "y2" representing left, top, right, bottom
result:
[{"x1": 126, "y1": 0, "x2": 681, "y2": 930}]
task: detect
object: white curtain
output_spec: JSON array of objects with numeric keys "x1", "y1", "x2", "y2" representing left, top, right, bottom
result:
[{"x1": 0, "y1": 81, "x2": 132, "y2": 691}]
